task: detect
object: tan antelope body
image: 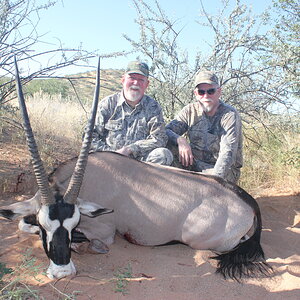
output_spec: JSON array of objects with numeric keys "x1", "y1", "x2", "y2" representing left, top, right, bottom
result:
[
  {"x1": 0, "y1": 58, "x2": 272, "y2": 281},
  {"x1": 51, "y1": 151, "x2": 254, "y2": 252}
]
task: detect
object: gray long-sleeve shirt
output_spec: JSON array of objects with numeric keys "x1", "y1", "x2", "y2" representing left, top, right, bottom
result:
[
  {"x1": 91, "y1": 92, "x2": 168, "y2": 159},
  {"x1": 166, "y1": 101, "x2": 243, "y2": 179}
]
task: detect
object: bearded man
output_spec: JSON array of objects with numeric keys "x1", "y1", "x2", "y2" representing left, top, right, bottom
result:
[
  {"x1": 91, "y1": 61, "x2": 173, "y2": 165},
  {"x1": 166, "y1": 70, "x2": 243, "y2": 183}
]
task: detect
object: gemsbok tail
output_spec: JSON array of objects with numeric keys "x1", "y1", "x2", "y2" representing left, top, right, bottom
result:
[{"x1": 211, "y1": 206, "x2": 273, "y2": 281}]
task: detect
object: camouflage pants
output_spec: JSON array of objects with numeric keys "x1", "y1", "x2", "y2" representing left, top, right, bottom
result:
[
  {"x1": 141, "y1": 147, "x2": 173, "y2": 166},
  {"x1": 193, "y1": 160, "x2": 240, "y2": 184},
  {"x1": 168, "y1": 143, "x2": 240, "y2": 183}
]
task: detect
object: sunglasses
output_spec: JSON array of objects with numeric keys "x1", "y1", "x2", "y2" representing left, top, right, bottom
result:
[{"x1": 197, "y1": 88, "x2": 217, "y2": 96}]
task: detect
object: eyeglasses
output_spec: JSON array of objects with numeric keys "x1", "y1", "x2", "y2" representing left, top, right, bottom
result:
[{"x1": 197, "y1": 88, "x2": 217, "y2": 96}]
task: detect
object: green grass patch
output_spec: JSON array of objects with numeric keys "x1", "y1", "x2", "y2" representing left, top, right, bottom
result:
[
  {"x1": 113, "y1": 264, "x2": 133, "y2": 295},
  {"x1": 0, "y1": 249, "x2": 45, "y2": 299}
]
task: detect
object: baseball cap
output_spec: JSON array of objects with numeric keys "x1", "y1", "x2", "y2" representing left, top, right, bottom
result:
[
  {"x1": 125, "y1": 61, "x2": 149, "y2": 77},
  {"x1": 194, "y1": 70, "x2": 219, "y2": 87}
]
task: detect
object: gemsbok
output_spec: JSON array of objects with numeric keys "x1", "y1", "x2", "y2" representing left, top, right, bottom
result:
[{"x1": 0, "y1": 58, "x2": 272, "y2": 281}]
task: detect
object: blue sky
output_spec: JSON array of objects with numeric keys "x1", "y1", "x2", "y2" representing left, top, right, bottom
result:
[{"x1": 32, "y1": 0, "x2": 274, "y2": 74}]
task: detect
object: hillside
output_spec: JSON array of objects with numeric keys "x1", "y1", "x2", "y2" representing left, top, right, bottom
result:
[
  {"x1": 69, "y1": 68, "x2": 124, "y2": 102},
  {"x1": 24, "y1": 68, "x2": 124, "y2": 104}
]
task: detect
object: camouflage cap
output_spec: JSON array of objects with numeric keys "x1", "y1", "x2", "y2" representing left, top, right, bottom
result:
[
  {"x1": 194, "y1": 70, "x2": 219, "y2": 87},
  {"x1": 126, "y1": 61, "x2": 149, "y2": 77}
]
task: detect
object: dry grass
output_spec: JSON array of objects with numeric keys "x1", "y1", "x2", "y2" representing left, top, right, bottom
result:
[
  {"x1": 240, "y1": 125, "x2": 300, "y2": 196},
  {"x1": 1, "y1": 92, "x2": 86, "y2": 172},
  {"x1": 25, "y1": 91, "x2": 86, "y2": 144},
  {"x1": 23, "y1": 92, "x2": 88, "y2": 168}
]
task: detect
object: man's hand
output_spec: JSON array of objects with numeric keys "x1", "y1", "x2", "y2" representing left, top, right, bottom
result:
[
  {"x1": 116, "y1": 146, "x2": 132, "y2": 157},
  {"x1": 177, "y1": 136, "x2": 194, "y2": 167}
]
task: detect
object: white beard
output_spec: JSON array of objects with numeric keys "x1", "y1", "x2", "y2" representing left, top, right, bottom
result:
[
  {"x1": 200, "y1": 100, "x2": 213, "y2": 113},
  {"x1": 124, "y1": 86, "x2": 143, "y2": 103}
]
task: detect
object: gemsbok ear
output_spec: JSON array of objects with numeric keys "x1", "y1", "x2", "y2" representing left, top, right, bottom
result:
[
  {"x1": 0, "y1": 197, "x2": 38, "y2": 220},
  {"x1": 77, "y1": 199, "x2": 113, "y2": 217}
]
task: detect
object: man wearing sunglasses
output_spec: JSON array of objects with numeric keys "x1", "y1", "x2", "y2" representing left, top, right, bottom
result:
[{"x1": 166, "y1": 70, "x2": 243, "y2": 183}]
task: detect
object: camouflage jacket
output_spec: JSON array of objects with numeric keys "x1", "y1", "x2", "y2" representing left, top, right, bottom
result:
[
  {"x1": 166, "y1": 101, "x2": 243, "y2": 178},
  {"x1": 91, "y1": 92, "x2": 168, "y2": 158}
]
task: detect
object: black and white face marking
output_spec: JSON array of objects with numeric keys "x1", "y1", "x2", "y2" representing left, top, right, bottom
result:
[{"x1": 38, "y1": 202, "x2": 80, "y2": 266}]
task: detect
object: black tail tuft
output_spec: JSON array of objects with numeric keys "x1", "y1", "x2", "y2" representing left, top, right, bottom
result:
[{"x1": 211, "y1": 232, "x2": 273, "y2": 282}]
